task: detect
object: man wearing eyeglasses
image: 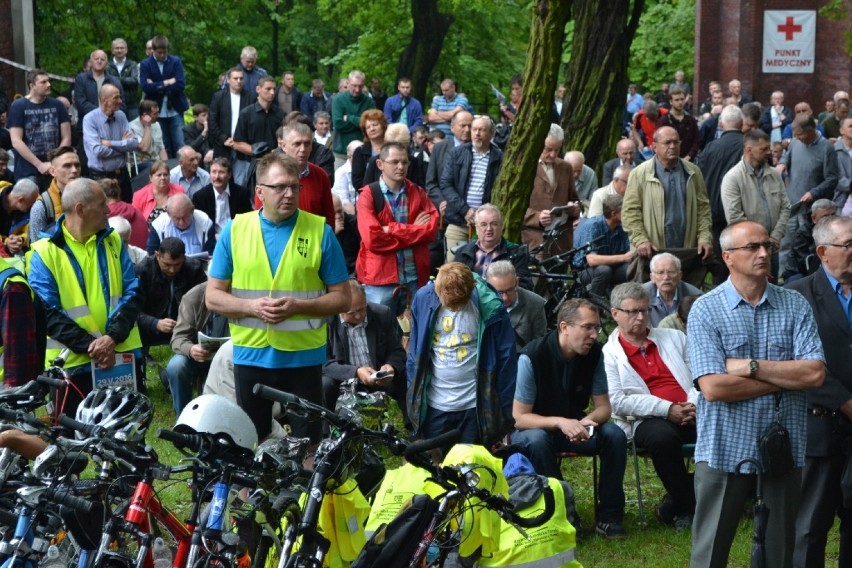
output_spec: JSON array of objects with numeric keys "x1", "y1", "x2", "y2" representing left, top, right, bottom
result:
[
  {"x1": 605, "y1": 282, "x2": 697, "y2": 530},
  {"x1": 622, "y1": 126, "x2": 714, "y2": 287},
  {"x1": 602, "y1": 139, "x2": 642, "y2": 186},
  {"x1": 687, "y1": 221, "x2": 824, "y2": 568},
  {"x1": 512, "y1": 298, "x2": 628, "y2": 539},
  {"x1": 485, "y1": 260, "x2": 546, "y2": 352},
  {"x1": 587, "y1": 164, "x2": 631, "y2": 218},
  {"x1": 787, "y1": 216, "x2": 852, "y2": 566},
  {"x1": 355, "y1": 141, "x2": 437, "y2": 314},
  {"x1": 207, "y1": 151, "x2": 350, "y2": 442}
]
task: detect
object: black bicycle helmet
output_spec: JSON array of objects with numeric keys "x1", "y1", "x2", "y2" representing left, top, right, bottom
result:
[{"x1": 75, "y1": 386, "x2": 154, "y2": 443}]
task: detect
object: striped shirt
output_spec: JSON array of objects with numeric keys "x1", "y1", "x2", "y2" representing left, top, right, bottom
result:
[
  {"x1": 686, "y1": 279, "x2": 824, "y2": 473},
  {"x1": 467, "y1": 150, "x2": 490, "y2": 209}
]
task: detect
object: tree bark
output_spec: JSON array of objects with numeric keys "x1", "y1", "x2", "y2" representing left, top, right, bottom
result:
[
  {"x1": 491, "y1": 0, "x2": 573, "y2": 242},
  {"x1": 562, "y1": 0, "x2": 644, "y2": 174},
  {"x1": 396, "y1": 0, "x2": 453, "y2": 104}
]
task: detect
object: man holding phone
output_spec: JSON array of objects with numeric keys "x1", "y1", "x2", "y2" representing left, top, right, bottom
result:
[{"x1": 323, "y1": 279, "x2": 407, "y2": 417}]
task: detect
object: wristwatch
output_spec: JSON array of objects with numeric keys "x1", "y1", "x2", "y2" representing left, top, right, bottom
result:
[{"x1": 749, "y1": 359, "x2": 759, "y2": 379}]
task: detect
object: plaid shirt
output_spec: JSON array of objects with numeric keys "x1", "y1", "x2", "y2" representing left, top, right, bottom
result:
[
  {"x1": 687, "y1": 280, "x2": 824, "y2": 473},
  {"x1": 381, "y1": 179, "x2": 417, "y2": 284},
  {"x1": 342, "y1": 316, "x2": 371, "y2": 369},
  {"x1": 0, "y1": 282, "x2": 41, "y2": 387}
]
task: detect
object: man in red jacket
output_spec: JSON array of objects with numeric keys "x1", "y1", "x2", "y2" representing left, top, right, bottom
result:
[{"x1": 356, "y1": 141, "x2": 438, "y2": 314}]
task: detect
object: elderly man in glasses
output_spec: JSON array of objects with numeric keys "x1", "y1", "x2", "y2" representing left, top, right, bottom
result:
[
  {"x1": 511, "y1": 298, "x2": 628, "y2": 539},
  {"x1": 605, "y1": 282, "x2": 698, "y2": 530},
  {"x1": 643, "y1": 252, "x2": 703, "y2": 327}
]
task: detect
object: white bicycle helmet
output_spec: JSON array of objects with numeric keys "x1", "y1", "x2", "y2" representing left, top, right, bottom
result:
[
  {"x1": 75, "y1": 386, "x2": 154, "y2": 443},
  {"x1": 175, "y1": 394, "x2": 258, "y2": 450}
]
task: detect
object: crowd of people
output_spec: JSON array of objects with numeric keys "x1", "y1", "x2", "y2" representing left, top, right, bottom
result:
[{"x1": 0, "y1": 38, "x2": 851, "y2": 566}]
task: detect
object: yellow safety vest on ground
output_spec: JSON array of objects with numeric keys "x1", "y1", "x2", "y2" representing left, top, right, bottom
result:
[
  {"x1": 476, "y1": 476, "x2": 582, "y2": 568},
  {"x1": 30, "y1": 229, "x2": 141, "y2": 369},
  {"x1": 0, "y1": 259, "x2": 31, "y2": 383},
  {"x1": 229, "y1": 210, "x2": 327, "y2": 352}
]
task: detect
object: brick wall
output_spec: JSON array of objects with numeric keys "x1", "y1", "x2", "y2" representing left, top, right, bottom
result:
[
  {"x1": 695, "y1": 0, "x2": 851, "y2": 108},
  {"x1": 0, "y1": 0, "x2": 14, "y2": 103}
]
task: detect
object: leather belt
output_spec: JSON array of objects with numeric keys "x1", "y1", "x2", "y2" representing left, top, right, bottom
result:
[
  {"x1": 90, "y1": 168, "x2": 125, "y2": 177},
  {"x1": 810, "y1": 406, "x2": 835, "y2": 417}
]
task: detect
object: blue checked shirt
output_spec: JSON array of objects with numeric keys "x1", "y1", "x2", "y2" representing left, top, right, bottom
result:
[
  {"x1": 572, "y1": 216, "x2": 630, "y2": 270},
  {"x1": 380, "y1": 179, "x2": 417, "y2": 285},
  {"x1": 686, "y1": 280, "x2": 824, "y2": 473}
]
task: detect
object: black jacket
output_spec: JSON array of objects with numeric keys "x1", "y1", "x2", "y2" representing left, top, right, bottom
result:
[
  {"x1": 134, "y1": 256, "x2": 207, "y2": 339},
  {"x1": 191, "y1": 183, "x2": 253, "y2": 230},
  {"x1": 106, "y1": 59, "x2": 139, "y2": 110},
  {"x1": 324, "y1": 303, "x2": 406, "y2": 383},
  {"x1": 440, "y1": 143, "x2": 503, "y2": 226},
  {"x1": 208, "y1": 88, "x2": 254, "y2": 158},
  {"x1": 696, "y1": 129, "x2": 744, "y2": 224},
  {"x1": 454, "y1": 238, "x2": 534, "y2": 292},
  {"x1": 310, "y1": 141, "x2": 335, "y2": 184}
]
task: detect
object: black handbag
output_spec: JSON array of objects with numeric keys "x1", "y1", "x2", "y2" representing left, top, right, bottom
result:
[{"x1": 758, "y1": 393, "x2": 794, "y2": 478}]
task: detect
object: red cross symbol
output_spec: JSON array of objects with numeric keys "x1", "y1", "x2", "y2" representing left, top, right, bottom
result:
[{"x1": 777, "y1": 16, "x2": 802, "y2": 41}]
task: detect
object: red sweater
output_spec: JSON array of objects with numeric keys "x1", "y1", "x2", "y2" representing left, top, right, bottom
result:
[{"x1": 253, "y1": 163, "x2": 334, "y2": 226}]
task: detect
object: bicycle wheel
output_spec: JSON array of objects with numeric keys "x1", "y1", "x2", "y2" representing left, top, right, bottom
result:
[{"x1": 253, "y1": 494, "x2": 301, "y2": 568}]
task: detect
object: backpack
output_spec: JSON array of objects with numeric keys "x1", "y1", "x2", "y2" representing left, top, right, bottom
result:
[{"x1": 350, "y1": 493, "x2": 438, "y2": 568}]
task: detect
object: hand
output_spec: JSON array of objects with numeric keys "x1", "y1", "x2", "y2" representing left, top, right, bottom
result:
[
  {"x1": 141, "y1": 114, "x2": 153, "y2": 127},
  {"x1": 636, "y1": 241, "x2": 656, "y2": 258},
  {"x1": 252, "y1": 296, "x2": 289, "y2": 324},
  {"x1": 100, "y1": 139, "x2": 112, "y2": 148},
  {"x1": 439, "y1": 201, "x2": 447, "y2": 216},
  {"x1": 697, "y1": 241, "x2": 713, "y2": 260},
  {"x1": 622, "y1": 249, "x2": 635, "y2": 263},
  {"x1": 204, "y1": 150, "x2": 214, "y2": 165},
  {"x1": 413, "y1": 212, "x2": 431, "y2": 225},
  {"x1": 5, "y1": 235, "x2": 23, "y2": 255},
  {"x1": 156, "y1": 318, "x2": 177, "y2": 334},
  {"x1": 800, "y1": 191, "x2": 814, "y2": 204},
  {"x1": 224, "y1": 138, "x2": 234, "y2": 148},
  {"x1": 464, "y1": 209, "x2": 476, "y2": 226},
  {"x1": 189, "y1": 344, "x2": 212, "y2": 363},
  {"x1": 539, "y1": 210, "x2": 552, "y2": 227},
  {"x1": 667, "y1": 403, "x2": 696, "y2": 426},
  {"x1": 88, "y1": 335, "x2": 117, "y2": 369},
  {"x1": 356, "y1": 366, "x2": 377, "y2": 386},
  {"x1": 122, "y1": 131, "x2": 135, "y2": 140},
  {"x1": 37, "y1": 162, "x2": 52, "y2": 175}
]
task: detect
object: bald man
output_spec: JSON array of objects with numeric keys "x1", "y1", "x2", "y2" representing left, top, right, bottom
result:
[{"x1": 82, "y1": 84, "x2": 137, "y2": 201}]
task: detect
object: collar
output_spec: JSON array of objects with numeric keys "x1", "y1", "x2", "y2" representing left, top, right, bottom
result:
[
  {"x1": 259, "y1": 208, "x2": 299, "y2": 228},
  {"x1": 476, "y1": 238, "x2": 505, "y2": 255},
  {"x1": 617, "y1": 332, "x2": 653, "y2": 356},
  {"x1": 214, "y1": 184, "x2": 231, "y2": 197},
  {"x1": 298, "y1": 164, "x2": 310, "y2": 178},
  {"x1": 807, "y1": 133, "x2": 824, "y2": 147},
  {"x1": 721, "y1": 278, "x2": 771, "y2": 310},
  {"x1": 341, "y1": 315, "x2": 368, "y2": 329},
  {"x1": 823, "y1": 266, "x2": 850, "y2": 296},
  {"x1": 380, "y1": 177, "x2": 406, "y2": 196}
]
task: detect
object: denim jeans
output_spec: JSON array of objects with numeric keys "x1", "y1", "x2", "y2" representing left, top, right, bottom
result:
[
  {"x1": 364, "y1": 280, "x2": 417, "y2": 318},
  {"x1": 158, "y1": 115, "x2": 185, "y2": 158},
  {"x1": 165, "y1": 354, "x2": 210, "y2": 415}
]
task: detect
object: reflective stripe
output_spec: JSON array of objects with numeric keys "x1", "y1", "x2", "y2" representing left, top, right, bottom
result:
[
  {"x1": 109, "y1": 295, "x2": 120, "y2": 308},
  {"x1": 65, "y1": 305, "x2": 93, "y2": 319},
  {"x1": 45, "y1": 338, "x2": 66, "y2": 350},
  {"x1": 497, "y1": 549, "x2": 577, "y2": 568},
  {"x1": 231, "y1": 317, "x2": 324, "y2": 331},
  {"x1": 231, "y1": 288, "x2": 324, "y2": 300}
]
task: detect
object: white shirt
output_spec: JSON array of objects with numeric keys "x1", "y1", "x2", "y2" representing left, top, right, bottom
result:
[
  {"x1": 229, "y1": 92, "x2": 241, "y2": 136},
  {"x1": 214, "y1": 185, "x2": 231, "y2": 231}
]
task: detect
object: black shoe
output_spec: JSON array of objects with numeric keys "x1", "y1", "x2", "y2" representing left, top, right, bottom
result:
[
  {"x1": 595, "y1": 521, "x2": 626, "y2": 539},
  {"x1": 673, "y1": 515, "x2": 693, "y2": 531},
  {"x1": 158, "y1": 367, "x2": 170, "y2": 391}
]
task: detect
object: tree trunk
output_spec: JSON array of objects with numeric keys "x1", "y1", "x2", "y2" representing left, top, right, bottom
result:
[
  {"x1": 396, "y1": 0, "x2": 453, "y2": 104},
  {"x1": 562, "y1": 0, "x2": 644, "y2": 174},
  {"x1": 491, "y1": 0, "x2": 573, "y2": 242}
]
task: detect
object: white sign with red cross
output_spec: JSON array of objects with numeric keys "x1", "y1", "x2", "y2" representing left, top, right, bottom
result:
[{"x1": 762, "y1": 10, "x2": 816, "y2": 73}]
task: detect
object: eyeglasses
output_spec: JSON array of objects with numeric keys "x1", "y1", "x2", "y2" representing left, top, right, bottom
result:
[
  {"x1": 567, "y1": 322, "x2": 603, "y2": 334},
  {"x1": 383, "y1": 160, "x2": 409, "y2": 167},
  {"x1": 725, "y1": 241, "x2": 779, "y2": 254},
  {"x1": 657, "y1": 139, "x2": 681, "y2": 146},
  {"x1": 494, "y1": 286, "x2": 517, "y2": 297},
  {"x1": 258, "y1": 183, "x2": 302, "y2": 195},
  {"x1": 825, "y1": 241, "x2": 852, "y2": 250},
  {"x1": 614, "y1": 307, "x2": 649, "y2": 319}
]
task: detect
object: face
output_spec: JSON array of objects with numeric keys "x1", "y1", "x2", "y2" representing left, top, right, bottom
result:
[
  {"x1": 742, "y1": 116, "x2": 758, "y2": 133},
  {"x1": 90, "y1": 51, "x2": 107, "y2": 73},
  {"x1": 398, "y1": 81, "x2": 411, "y2": 97},
  {"x1": 711, "y1": 91, "x2": 723, "y2": 105},
  {"x1": 451, "y1": 112, "x2": 473, "y2": 143},
  {"x1": 826, "y1": 100, "x2": 836, "y2": 112},
  {"x1": 556, "y1": 85, "x2": 565, "y2": 99},
  {"x1": 210, "y1": 163, "x2": 230, "y2": 189},
  {"x1": 730, "y1": 81, "x2": 741, "y2": 96},
  {"x1": 150, "y1": 166, "x2": 170, "y2": 189},
  {"x1": 616, "y1": 141, "x2": 635, "y2": 163},
  {"x1": 30, "y1": 75, "x2": 51, "y2": 97},
  {"x1": 745, "y1": 139, "x2": 771, "y2": 168},
  {"x1": 837, "y1": 104, "x2": 850, "y2": 120},
  {"x1": 471, "y1": 118, "x2": 493, "y2": 151},
  {"x1": 312, "y1": 84, "x2": 324, "y2": 97},
  {"x1": 558, "y1": 306, "x2": 601, "y2": 357},
  {"x1": 111, "y1": 41, "x2": 127, "y2": 60},
  {"x1": 315, "y1": 117, "x2": 330, "y2": 135},
  {"x1": 241, "y1": 56, "x2": 256, "y2": 72},
  {"x1": 793, "y1": 126, "x2": 817, "y2": 145},
  {"x1": 145, "y1": 105, "x2": 161, "y2": 121},
  {"x1": 653, "y1": 127, "x2": 681, "y2": 166},
  {"x1": 771, "y1": 144, "x2": 783, "y2": 163},
  {"x1": 510, "y1": 82, "x2": 522, "y2": 102},
  {"x1": 179, "y1": 150, "x2": 199, "y2": 176},
  {"x1": 145, "y1": 41, "x2": 153, "y2": 56},
  {"x1": 153, "y1": 48, "x2": 168, "y2": 62},
  {"x1": 817, "y1": 221, "x2": 852, "y2": 283},
  {"x1": 486, "y1": 274, "x2": 518, "y2": 308},
  {"x1": 650, "y1": 257, "x2": 682, "y2": 295},
  {"x1": 333, "y1": 198, "x2": 343, "y2": 225},
  {"x1": 81, "y1": 187, "x2": 109, "y2": 235},
  {"x1": 284, "y1": 131, "x2": 312, "y2": 168},
  {"x1": 341, "y1": 292, "x2": 368, "y2": 326},
  {"x1": 51, "y1": 152, "x2": 81, "y2": 188},
  {"x1": 364, "y1": 119, "x2": 384, "y2": 141},
  {"x1": 612, "y1": 172, "x2": 629, "y2": 195},
  {"x1": 11, "y1": 191, "x2": 38, "y2": 213},
  {"x1": 475, "y1": 210, "x2": 502, "y2": 249},
  {"x1": 155, "y1": 252, "x2": 185, "y2": 279},
  {"x1": 540, "y1": 136, "x2": 561, "y2": 165},
  {"x1": 348, "y1": 76, "x2": 364, "y2": 97},
  {"x1": 195, "y1": 111, "x2": 208, "y2": 126},
  {"x1": 168, "y1": 204, "x2": 193, "y2": 230},
  {"x1": 101, "y1": 88, "x2": 122, "y2": 115},
  {"x1": 675, "y1": 71, "x2": 685, "y2": 83},
  {"x1": 283, "y1": 74, "x2": 295, "y2": 89},
  {"x1": 441, "y1": 81, "x2": 456, "y2": 99},
  {"x1": 670, "y1": 93, "x2": 686, "y2": 111},
  {"x1": 378, "y1": 147, "x2": 409, "y2": 185},
  {"x1": 257, "y1": 80, "x2": 276, "y2": 103},
  {"x1": 412, "y1": 130, "x2": 427, "y2": 146},
  {"x1": 228, "y1": 71, "x2": 245, "y2": 93},
  {"x1": 771, "y1": 92, "x2": 784, "y2": 106},
  {"x1": 841, "y1": 118, "x2": 852, "y2": 144},
  {"x1": 257, "y1": 164, "x2": 301, "y2": 222},
  {"x1": 722, "y1": 223, "x2": 772, "y2": 279},
  {"x1": 612, "y1": 297, "x2": 650, "y2": 338}
]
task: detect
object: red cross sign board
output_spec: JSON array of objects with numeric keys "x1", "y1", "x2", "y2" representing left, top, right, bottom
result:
[{"x1": 763, "y1": 10, "x2": 816, "y2": 73}]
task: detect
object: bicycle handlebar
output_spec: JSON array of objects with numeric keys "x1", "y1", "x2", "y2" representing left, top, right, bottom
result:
[
  {"x1": 45, "y1": 486, "x2": 95, "y2": 514},
  {"x1": 57, "y1": 414, "x2": 138, "y2": 464}
]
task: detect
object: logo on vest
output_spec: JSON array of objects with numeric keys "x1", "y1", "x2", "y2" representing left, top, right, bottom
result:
[{"x1": 297, "y1": 237, "x2": 309, "y2": 257}]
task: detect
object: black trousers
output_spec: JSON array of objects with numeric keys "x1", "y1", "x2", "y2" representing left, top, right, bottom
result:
[{"x1": 633, "y1": 417, "x2": 697, "y2": 515}]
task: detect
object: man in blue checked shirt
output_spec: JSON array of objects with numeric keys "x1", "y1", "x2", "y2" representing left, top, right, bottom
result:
[
  {"x1": 82, "y1": 84, "x2": 138, "y2": 202},
  {"x1": 687, "y1": 220, "x2": 825, "y2": 568},
  {"x1": 573, "y1": 193, "x2": 633, "y2": 298}
]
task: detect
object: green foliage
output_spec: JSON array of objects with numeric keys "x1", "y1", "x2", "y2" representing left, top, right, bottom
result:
[
  {"x1": 628, "y1": 0, "x2": 695, "y2": 92},
  {"x1": 820, "y1": 0, "x2": 852, "y2": 55}
]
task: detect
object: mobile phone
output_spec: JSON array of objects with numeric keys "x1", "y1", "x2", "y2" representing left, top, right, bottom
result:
[
  {"x1": 585, "y1": 425, "x2": 595, "y2": 438},
  {"x1": 370, "y1": 370, "x2": 391, "y2": 381}
]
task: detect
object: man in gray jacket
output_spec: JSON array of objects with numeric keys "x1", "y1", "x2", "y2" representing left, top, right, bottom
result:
[{"x1": 485, "y1": 260, "x2": 546, "y2": 352}]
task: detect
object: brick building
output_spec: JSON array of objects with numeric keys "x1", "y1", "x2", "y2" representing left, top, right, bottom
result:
[
  {"x1": 695, "y1": 0, "x2": 851, "y2": 109},
  {"x1": 0, "y1": 0, "x2": 35, "y2": 101}
]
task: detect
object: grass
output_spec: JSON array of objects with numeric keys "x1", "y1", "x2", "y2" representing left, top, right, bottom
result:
[{"x1": 138, "y1": 346, "x2": 841, "y2": 567}]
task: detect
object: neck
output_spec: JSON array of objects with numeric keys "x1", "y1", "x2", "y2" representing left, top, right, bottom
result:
[
  {"x1": 229, "y1": 88, "x2": 241, "y2": 95},
  {"x1": 605, "y1": 216, "x2": 620, "y2": 230},
  {"x1": 28, "y1": 92, "x2": 45, "y2": 104},
  {"x1": 114, "y1": 56, "x2": 125, "y2": 64},
  {"x1": 258, "y1": 98, "x2": 272, "y2": 110},
  {"x1": 730, "y1": 274, "x2": 767, "y2": 306},
  {"x1": 92, "y1": 70, "x2": 104, "y2": 78},
  {"x1": 213, "y1": 184, "x2": 227, "y2": 194},
  {"x1": 382, "y1": 176, "x2": 402, "y2": 193},
  {"x1": 479, "y1": 238, "x2": 500, "y2": 252},
  {"x1": 843, "y1": 137, "x2": 852, "y2": 149},
  {"x1": 102, "y1": 107, "x2": 113, "y2": 117},
  {"x1": 262, "y1": 208, "x2": 294, "y2": 224},
  {"x1": 656, "y1": 156, "x2": 677, "y2": 169},
  {"x1": 658, "y1": 286, "x2": 676, "y2": 302},
  {"x1": 671, "y1": 108, "x2": 685, "y2": 118},
  {"x1": 64, "y1": 218, "x2": 93, "y2": 243},
  {"x1": 620, "y1": 328, "x2": 648, "y2": 347}
]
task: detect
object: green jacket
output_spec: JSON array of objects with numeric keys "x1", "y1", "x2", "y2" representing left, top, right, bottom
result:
[{"x1": 331, "y1": 92, "x2": 375, "y2": 154}]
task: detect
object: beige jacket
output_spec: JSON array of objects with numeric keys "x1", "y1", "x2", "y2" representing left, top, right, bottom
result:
[
  {"x1": 622, "y1": 158, "x2": 713, "y2": 249},
  {"x1": 721, "y1": 159, "x2": 791, "y2": 242}
]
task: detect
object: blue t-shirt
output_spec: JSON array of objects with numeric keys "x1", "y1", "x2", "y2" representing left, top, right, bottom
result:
[
  {"x1": 6, "y1": 97, "x2": 70, "y2": 180},
  {"x1": 514, "y1": 353, "x2": 608, "y2": 404},
  {"x1": 209, "y1": 209, "x2": 348, "y2": 368}
]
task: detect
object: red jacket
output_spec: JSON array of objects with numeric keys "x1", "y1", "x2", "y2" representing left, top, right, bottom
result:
[
  {"x1": 356, "y1": 179, "x2": 438, "y2": 286},
  {"x1": 253, "y1": 162, "x2": 335, "y2": 226}
]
